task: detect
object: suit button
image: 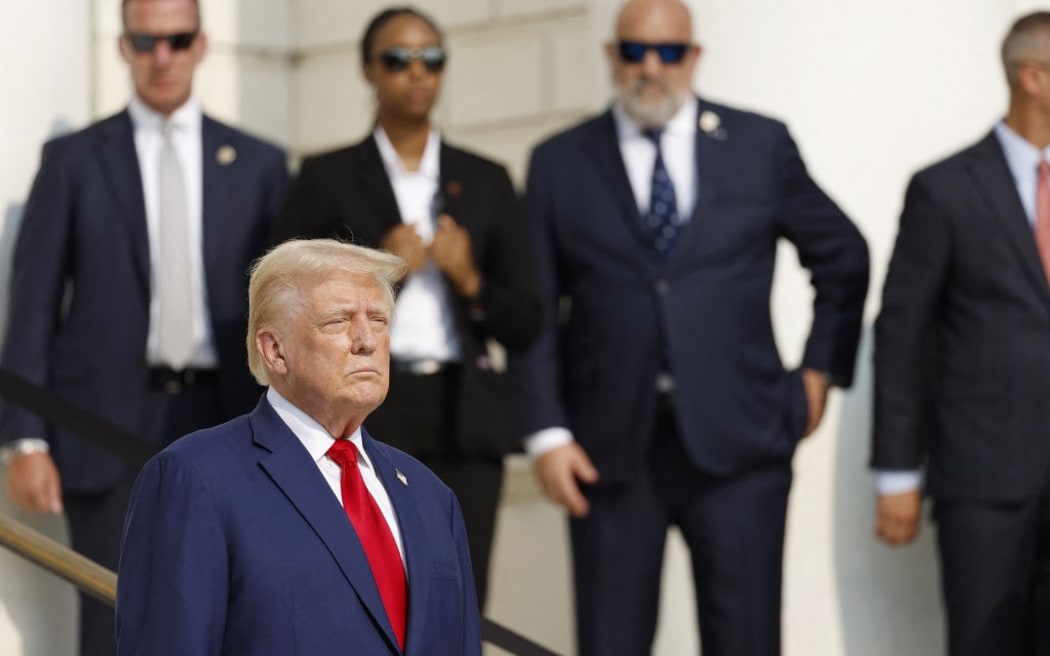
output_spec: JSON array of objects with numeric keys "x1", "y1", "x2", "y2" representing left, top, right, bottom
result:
[{"x1": 654, "y1": 279, "x2": 670, "y2": 294}]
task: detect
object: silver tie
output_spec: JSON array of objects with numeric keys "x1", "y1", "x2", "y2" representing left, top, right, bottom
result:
[{"x1": 156, "y1": 122, "x2": 195, "y2": 370}]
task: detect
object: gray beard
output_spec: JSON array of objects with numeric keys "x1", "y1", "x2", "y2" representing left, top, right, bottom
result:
[{"x1": 617, "y1": 79, "x2": 688, "y2": 128}]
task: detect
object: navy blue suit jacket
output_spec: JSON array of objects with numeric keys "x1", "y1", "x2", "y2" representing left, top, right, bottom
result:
[
  {"x1": 515, "y1": 98, "x2": 869, "y2": 482},
  {"x1": 116, "y1": 397, "x2": 481, "y2": 656},
  {"x1": 0, "y1": 110, "x2": 288, "y2": 491},
  {"x1": 874, "y1": 131, "x2": 1050, "y2": 501}
]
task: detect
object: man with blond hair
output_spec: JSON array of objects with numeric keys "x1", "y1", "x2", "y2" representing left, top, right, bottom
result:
[
  {"x1": 874, "y1": 11, "x2": 1050, "y2": 654},
  {"x1": 117, "y1": 239, "x2": 481, "y2": 656}
]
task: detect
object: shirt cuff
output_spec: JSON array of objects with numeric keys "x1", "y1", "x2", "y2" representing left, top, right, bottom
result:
[
  {"x1": 523, "y1": 427, "x2": 573, "y2": 458},
  {"x1": 0, "y1": 438, "x2": 51, "y2": 467},
  {"x1": 876, "y1": 470, "x2": 921, "y2": 495}
]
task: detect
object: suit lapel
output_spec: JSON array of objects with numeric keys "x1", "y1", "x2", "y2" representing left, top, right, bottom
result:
[
  {"x1": 586, "y1": 111, "x2": 654, "y2": 248},
  {"x1": 251, "y1": 403, "x2": 401, "y2": 654},
  {"x1": 438, "y1": 143, "x2": 463, "y2": 221},
  {"x1": 97, "y1": 111, "x2": 150, "y2": 293},
  {"x1": 670, "y1": 97, "x2": 721, "y2": 266},
  {"x1": 362, "y1": 430, "x2": 432, "y2": 655},
  {"x1": 353, "y1": 136, "x2": 404, "y2": 234},
  {"x1": 966, "y1": 132, "x2": 1050, "y2": 303},
  {"x1": 201, "y1": 117, "x2": 230, "y2": 293}
]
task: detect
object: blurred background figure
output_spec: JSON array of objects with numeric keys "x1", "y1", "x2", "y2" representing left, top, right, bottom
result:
[
  {"x1": 0, "y1": 0, "x2": 287, "y2": 654},
  {"x1": 274, "y1": 5, "x2": 539, "y2": 609},
  {"x1": 513, "y1": 0, "x2": 868, "y2": 654},
  {"x1": 873, "y1": 11, "x2": 1050, "y2": 655}
]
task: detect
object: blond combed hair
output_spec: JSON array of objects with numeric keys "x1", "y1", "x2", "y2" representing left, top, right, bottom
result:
[{"x1": 246, "y1": 239, "x2": 406, "y2": 385}]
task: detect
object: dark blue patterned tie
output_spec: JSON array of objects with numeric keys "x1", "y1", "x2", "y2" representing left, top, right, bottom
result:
[{"x1": 643, "y1": 129, "x2": 679, "y2": 254}]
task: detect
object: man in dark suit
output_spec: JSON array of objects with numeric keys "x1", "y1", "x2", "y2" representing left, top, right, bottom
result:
[
  {"x1": 116, "y1": 239, "x2": 481, "y2": 656},
  {"x1": 514, "y1": 0, "x2": 869, "y2": 653},
  {"x1": 273, "y1": 7, "x2": 539, "y2": 608},
  {"x1": 873, "y1": 11, "x2": 1050, "y2": 655},
  {"x1": 0, "y1": 1, "x2": 287, "y2": 653}
]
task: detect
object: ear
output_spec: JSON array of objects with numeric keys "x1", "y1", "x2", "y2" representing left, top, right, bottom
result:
[
  {"x1": 256, "y1": 328, "x2": 289, "y2": 378},
  {"x1": 362, "y1": 60, "x2": 377, "y2": 86},
  {"x1": 689, "y1": 43, "x2": 703, "y2": 65},
  {"x1": 193, "y1": 30, "x2": 209, "y2": 64},
  {"x1": 603, "y1": 41, "x2": 619, "y2": 68},
  {"x1": 118, "y1": 33, "x2": 132, "y2": 65}
]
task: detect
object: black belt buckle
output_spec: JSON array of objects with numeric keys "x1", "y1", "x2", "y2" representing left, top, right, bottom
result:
[
  {"x1": 149, "y1": 367, "x2": 215, "y2": 394},
  {"x1": 391, "y1": 359, "x2": 448, "y2": 376}
]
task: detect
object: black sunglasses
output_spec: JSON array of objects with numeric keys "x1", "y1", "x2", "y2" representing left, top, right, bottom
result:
[
  {"x1": 375, "y1": 47, "x2": 447, "y2": 73},
  {"x1": 125, "y1": 32, "x2": 199, "y2": 54},
  {"x1": 617, "y1": 41, "x2": 690, "y2": 64}
]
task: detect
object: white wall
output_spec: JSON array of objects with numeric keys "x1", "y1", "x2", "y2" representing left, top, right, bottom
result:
[
  {"x1": 0, "y1": 0, "x2": 91, "y2": 652},
  {"x1": 1, "y1": 2, "x2": 1047, "y2": 655}
]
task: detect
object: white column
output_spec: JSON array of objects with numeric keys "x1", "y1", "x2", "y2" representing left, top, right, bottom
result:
[{"x1": 0, "y1": 0, "x2": 91, "y2": 652}]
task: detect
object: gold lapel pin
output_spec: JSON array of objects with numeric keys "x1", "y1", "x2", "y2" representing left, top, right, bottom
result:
[
  {"x1": 396, "y1": 469, "x2": 408, "y2": 486},
  {"x1": 216, "y1": 144, "x2": 237, "y2": 165}
]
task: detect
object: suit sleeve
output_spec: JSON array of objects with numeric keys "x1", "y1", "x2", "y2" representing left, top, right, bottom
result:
[
  {"x1": 871, "y1": 173, "x2": 949, "y2": 470},
  {"x1": 448, "y1": 490, "x2": 482, "y2": 656},
  {"x1": 776, "y1": 127, "x2": 870, "y2": 386},
  {"x1": 510, "y1": 144, "x2": 571, "y2": 436},
  {"x1": 0, "y1": 140, "x2": 75, "y2": 445},
  {"x1": 467, "y1": 165, "x2": 541, "y2": 351},
  {"x1": 116, "y1": 454, "x2": 229, "y2": 656}
]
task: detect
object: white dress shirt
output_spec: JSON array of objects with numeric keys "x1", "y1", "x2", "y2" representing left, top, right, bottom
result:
[
  {"x1": 373, "y1": 126, "x2": 461, "y2": 363},
  {"x1": 266, "y1": 387, "x2": 406, "y2": 565},
  {"x1": 128, "y1": 95, "x2": 217, "y2": 369},
  {"x1": 524, "y1": 99, "x2": 699, "y2": 458},
  {"x1": 614, "y1": 99, "x2": 698, "y2": 221}
]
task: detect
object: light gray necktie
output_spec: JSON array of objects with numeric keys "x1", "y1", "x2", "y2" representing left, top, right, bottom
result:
[{"x1": 156, "y1": 122, "x2": 195, "y2": 370}]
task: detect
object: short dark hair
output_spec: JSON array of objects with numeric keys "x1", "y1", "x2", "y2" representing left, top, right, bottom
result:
[
  {"x1": 121, "y1": 0, "x2": 201, "y2": 30},
  {"x1": 1002, "y1": 11, "x2": 1050, "y2": 83},
  {"x1": 360, "y1": 6, "x2": 443, "y2": 64}
]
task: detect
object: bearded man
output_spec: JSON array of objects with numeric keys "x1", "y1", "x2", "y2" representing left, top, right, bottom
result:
[{"x1": 512, "y1": 1, "x2": 869, "y2": 654}]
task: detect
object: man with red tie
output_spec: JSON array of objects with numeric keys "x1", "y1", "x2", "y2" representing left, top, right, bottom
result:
[
  {"x1": 873, "y1": 11, "x2": 1050, "y2": 655},
  {"x1": 116, "y1": 239, "x2": 481, "y2": 656}
]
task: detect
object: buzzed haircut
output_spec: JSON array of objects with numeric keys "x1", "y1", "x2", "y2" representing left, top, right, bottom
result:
[
  {"x1": 1002, "y1": 11, "x2": 1050, "y2": 84},
  {"x1": 121, "y1": 0, "x2": 201, "y2": 29}
]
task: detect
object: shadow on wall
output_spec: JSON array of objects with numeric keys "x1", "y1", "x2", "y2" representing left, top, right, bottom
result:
[
  {"x1": 833, "y1": 326, "x2": 944, "y2": 656},
  {"x1": 0, "y1": 203, "x2": 25, "y2": 337}
]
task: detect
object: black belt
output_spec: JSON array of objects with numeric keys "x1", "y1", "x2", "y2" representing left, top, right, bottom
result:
[
  {"x1": 148, "y1": 367, "x2": 218, "y2": 394},
  {"x1": 390, "y1": 359, "x2": 454, "y2": 376}
]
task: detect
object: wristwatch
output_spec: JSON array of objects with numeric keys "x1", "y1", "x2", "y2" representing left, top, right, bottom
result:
[{"x1": 0, "y1": 439, "x2": 50, "y2": 467}]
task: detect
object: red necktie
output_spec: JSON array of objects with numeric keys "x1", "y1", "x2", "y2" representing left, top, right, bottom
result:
[
  {"x1": 1037, "y1": 160, "x2": 1050, "y2": 287},
  {"x1": 327, "y1": 439, "x2": 407, "y2": 650}
]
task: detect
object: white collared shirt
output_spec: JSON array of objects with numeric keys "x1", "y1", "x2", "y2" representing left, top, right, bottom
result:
[
  {"x1": 995, "y1": 120, "x2": 1050, "y2": 227},
  {"x1": 266, "y1": 387, "x2": 406, "y2": 564},
  {"x1": 127, "y1": 95, "x2": 217, "y2": 368},
  {"x1": 613, "y1": 98, "x2": 699, "y2": 222},
  {"x1": 373, "y1": 126, "x2": 461, "y2": 362}
]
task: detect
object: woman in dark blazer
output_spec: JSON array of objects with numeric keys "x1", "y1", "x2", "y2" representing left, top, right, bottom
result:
[{"x1": 273, "y1": 6, "x2": 540, "y2": 608}]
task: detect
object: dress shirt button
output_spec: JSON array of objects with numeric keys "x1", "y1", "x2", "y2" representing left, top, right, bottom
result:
[{"x1": 653, "y1": 279, "x2": 670, "y2": 295}]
